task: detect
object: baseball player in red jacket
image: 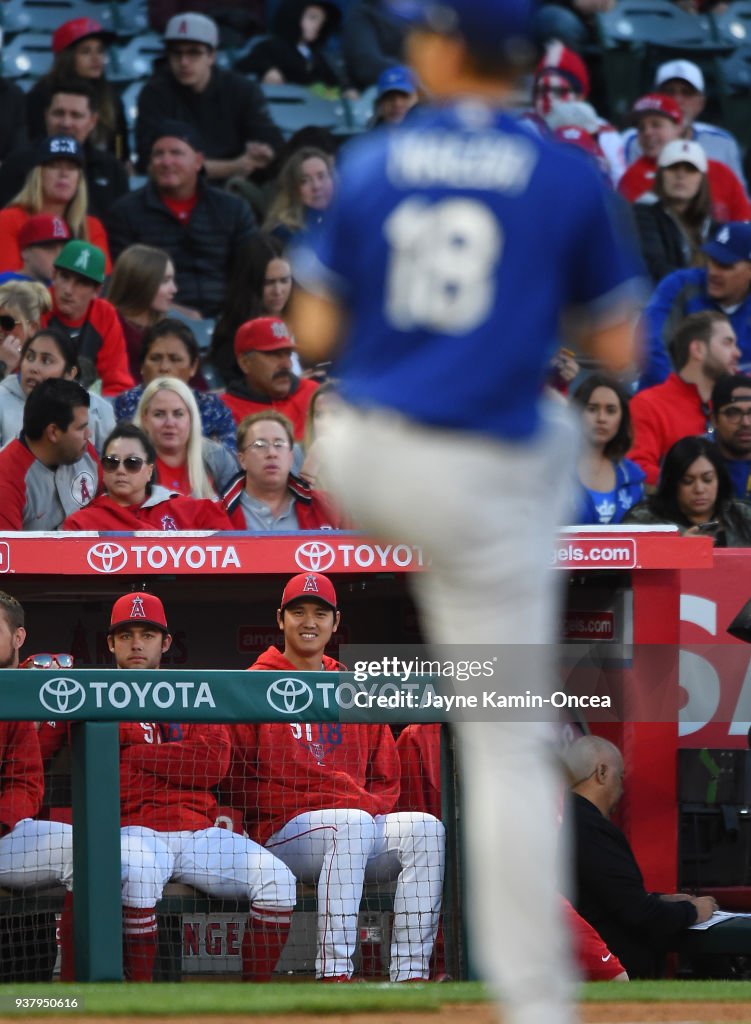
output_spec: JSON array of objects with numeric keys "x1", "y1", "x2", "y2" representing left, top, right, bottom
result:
[
  {"x1": 224, "y1": 572, "x2": 445, "y2": 982},
  {"x1": 0, "y1": 591, "x2": 74, "y2": 956},
  {"x1": 41, "y1": 591, "x2": 296, "y2": 982}
]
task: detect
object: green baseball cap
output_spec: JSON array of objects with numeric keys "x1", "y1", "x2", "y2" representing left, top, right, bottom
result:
[{"x1": 53, "y1": 240, "x2": 106, "y2": 284}]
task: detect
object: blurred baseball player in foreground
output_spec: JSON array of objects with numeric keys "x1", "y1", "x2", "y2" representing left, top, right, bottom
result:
[
  {"x1": 290, "y1": 0, "x2": 643, "y2": 1019},
  {"x1": 225, "y1": 572, "x2": 445, "y2": 982},
  {"x1": 41, "y1": 592, "x2": 296, "y2": 981}
]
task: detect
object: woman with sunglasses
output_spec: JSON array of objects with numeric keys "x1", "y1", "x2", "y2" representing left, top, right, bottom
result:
[
  {"x1": 62, "y1": 423, "x2": 232, "y2": 530},
  {"x1": 0, "y1": 326, "x2": 114, "y2": 450}
]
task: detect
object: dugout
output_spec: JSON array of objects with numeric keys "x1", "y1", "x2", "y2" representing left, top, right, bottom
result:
[{"x1": 2, "y1": 526, "x2": 743, "y2": 980}]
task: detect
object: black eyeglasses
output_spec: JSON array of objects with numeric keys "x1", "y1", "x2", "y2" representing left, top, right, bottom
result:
[
  {"x1": 101, "y1": 455, "x2": 147, "y2": 473},
  {"x1": 0, "y1": 315, "x2": 21, "y2": 332},
  {"x1": 20, "y1": 653, "x2": 74, "y2": 669},
  {"x1": 719, "y1": 406, "x2": 751, "y2": 424}
]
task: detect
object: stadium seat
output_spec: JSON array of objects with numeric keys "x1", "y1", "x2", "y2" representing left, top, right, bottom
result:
[
  {"x1": 1, "y1": 31, "x2": 54, "y2": 79},
  {"x1": 107, "y1": 32, "x2": 162, "y2": 83},
  {"x1": 717, "y1": 45, "x2": 751, "y2": 148},
  {"x1": 118, "y1": 79, "x2": 144, "y2": 131},
  {"x1": 711, "y1": 1, "x2": 751, "y2": 45},
  {"x1": 0, "y1": 0, "x2": 96, "y2": 36},
  {"x1": 261, "y1": 82, "x2": 342, "y2": 138},
  {"x1": 94, "y1": 0, "x2": 149, "y2": 41}
]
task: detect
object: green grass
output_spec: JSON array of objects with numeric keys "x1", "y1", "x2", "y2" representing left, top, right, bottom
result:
[{"x1": 0, "y1": 979, "x2": 749, "y2": 1015}]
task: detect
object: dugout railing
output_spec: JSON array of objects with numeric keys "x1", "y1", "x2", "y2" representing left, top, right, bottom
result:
[{"x1": 2, "y1": 669, "x2": 460, "y2": 982}]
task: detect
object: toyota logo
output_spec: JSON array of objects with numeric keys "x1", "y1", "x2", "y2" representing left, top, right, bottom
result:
[
  {"x1": 295, "y1": 541, "x2": 335, "y2": 572},
  {"x1": 267, "y1": 677, "x2": 314, "y2": 715},
  {"x1": 87, "y1": 542, "x2": 128, "y2": 574},
  {"x1": 39, "y1": 677, "x2": 86, "y2": 715}
]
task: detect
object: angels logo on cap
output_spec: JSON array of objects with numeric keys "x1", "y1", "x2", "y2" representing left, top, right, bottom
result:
[
  {"x1": 109, "y1": 591, "x2": 169, "y2": 632},
  {"x1": 74, "y1": 249, "x2": 90, "y2": 272},
  {"x1": 280, "y1": 572, "x2": 337, "y2": 610},
  {"x1": 303, "y1": 574, "x2": 320, "y2": 593}
]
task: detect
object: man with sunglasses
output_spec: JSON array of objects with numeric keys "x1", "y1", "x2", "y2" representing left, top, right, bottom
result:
[
  {"x1": 0, "y1": 591, "x2": 74, "y2": 980},
  {"x1": 41, "y1": 591, "x2": 297, "y2": 982},
  {"x1": 709, "y1": 374, "x2": 751, "y2": 500},
  {"x1": 222, "y1": 411, "x2": 342, "y2": 531},
  {"x1": 0, "y1": 377, "x2": 101, "y2": 531}
]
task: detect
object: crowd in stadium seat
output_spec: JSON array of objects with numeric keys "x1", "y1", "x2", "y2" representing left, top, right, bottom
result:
[{"x1": 0, "y1": 2, "x2": 746, "y2": 547}]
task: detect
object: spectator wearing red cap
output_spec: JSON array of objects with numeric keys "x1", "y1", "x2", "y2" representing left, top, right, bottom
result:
[
  {"x1": 618, "y1": 94, "x2": 751, "y2": 223},
  {"x1": 0, "y1": 80, "x2": 129, "y2": 221},
  {"x1": 26, "y1": 18, "x2": 127, "y2": 162},
  {"x1": 222, "y1": 410, "x2": 343, "y2": 530},
  {"x1": 633, "y1": 139, "x2": 717, "y2": 285},
  {"x1": 0, "y1": 137, "x2": 111, "y2": 277},
  {"x1": 531, "y1": 41, "x2": 625, "y2": 185},
  {"x1": 135, "y1": 12, "x2": 282, "y2": 183},
  {"x1": 221, "y1": 317, "x2": 319, "y2": 439},
  {"x1": 0, "y1": 215, "x2": 70, "y2": 287},
  {"x1": 62, "y1": 423, "x2": 232, "y2": 530},
  {"x1": 622, "y1": 60, "x2": 746, "y2": 189},
  {"x1": 107, "y1": 122, "x2": 255, "y2": 319}
]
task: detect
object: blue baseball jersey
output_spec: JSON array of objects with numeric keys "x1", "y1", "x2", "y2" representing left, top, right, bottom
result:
[{"x1": 294, "y1": 101, "x2": 643, "y2": 441}]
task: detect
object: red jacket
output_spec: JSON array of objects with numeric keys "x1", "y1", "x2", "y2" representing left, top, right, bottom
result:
[
  {"x1": 618, "y1": 156, "x2": 751, "y2": 222},
  {"x1": 44, "y1": 297, "x2": 134, "y2": 396},
  {"x1": 0, "y1": 721, "x2": 44, "y2": 831},
  {"x1": 394, "y1": 724, "x2": 441, "y2": 821},
  {"x1": 628, "y1": 373, "x2": 709, "y2": 486},
  {"x1": 224, "y1": 647, "x2": 401, "y2": 844},
  {"x1": 222, "y1": 472, "x2": 344, "y2": 530},
  {"x1": 39, "y1": 720, "x2": 230, "y2": 831},
  {"x1": 220, "y1": 376, "x2": 319, "y2": 439},
  {"x1": 62, "y1": 490, "x2": 233, "y2": 531},
  {"x1": 0, "y1": 206, "x2": 111, "y2": 274}
]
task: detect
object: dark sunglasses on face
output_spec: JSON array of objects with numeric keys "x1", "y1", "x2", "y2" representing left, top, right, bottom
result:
[
  {"x1": 101, "y1": 455, "x2": 147, "y2": 473},
  {"x1": 20, "y1": 653, "x2": 74, "y2": 669},
  {"x1": 0, "y1": 315, "x2": 21, "y2": 332}
]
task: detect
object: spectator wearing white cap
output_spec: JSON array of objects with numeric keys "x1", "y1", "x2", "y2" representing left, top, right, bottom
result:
[
  {"x1": 135, "y1": 11, "x2": 283, "y2": 183},
  {"x1": 632, "y1": 139, "x2": 716, "y2": 284},
  {"x1": 618, "y1": 93, "x2": 751, "y2": 224},
  {"x1": 621, "y1": 60, "x2": 746, "y2": 188}
]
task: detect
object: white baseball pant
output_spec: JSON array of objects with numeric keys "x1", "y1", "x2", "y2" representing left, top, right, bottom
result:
[
  {"x1": 266, "y1": 808, "x2": 445, "y2": 980},
  {"x1": 0, "y1": 819, "x2": 74, "y2": 890},
  {"x1": 321, "y1": 400, "x2": 579, "y2": 1024},
  {"x1": 120, "y1": 826, "x2": 297, "y2": 912}
]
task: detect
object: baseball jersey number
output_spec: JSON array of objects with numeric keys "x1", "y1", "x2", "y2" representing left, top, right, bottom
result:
[{"x1": 384, "y1": 198, "x2": 503, "y2": 333}]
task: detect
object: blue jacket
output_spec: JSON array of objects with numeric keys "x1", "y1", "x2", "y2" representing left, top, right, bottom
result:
[
  {"x1": 575, "y1": 458, "x2": 646, "y2": 526},
  {"x1": 640, "y1": 267, "x2": 751, "y2": 390}
]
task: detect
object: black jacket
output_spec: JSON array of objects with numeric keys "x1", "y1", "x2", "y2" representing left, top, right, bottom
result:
[
  {"x1": 135, "y1": 65, "x2": 283, "y2": 173},
  {"x1": 341, "y1": 0, "x2": 406, "y2": 90},
  {"x1": 0, "y1": 79, "x2": 27, "y2": 164},
  {"x1": 106, "y1": 178, "x2": 256, "y2": 317},
  {"x1": 565, "y1": 793, "x2": 697, "y2": 977},
  {"x1": 0, "y1": 142, "x2": 128, "y2": 220},
  {"x1": 238, "y1": 0, "x2": 343, "y2": 86},
  {"x1": 633, "y1": 201, "x2": 715, "y2": 285}
]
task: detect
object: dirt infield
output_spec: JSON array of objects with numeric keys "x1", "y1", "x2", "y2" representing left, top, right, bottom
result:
[{"x1": 3, "y1": 1005, "x2": 751, "y2": 1023}]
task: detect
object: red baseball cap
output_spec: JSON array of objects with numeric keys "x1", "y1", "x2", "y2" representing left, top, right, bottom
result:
[
  {"x1": 109, "y1": 592, "x2": 169, "y2": 633},
  {"x1": 631, "y1": 93, "x2": 682, "y2": 124},
  {"x1": 280, "y1": 573, "x2": 337, "y2": 611},
  {"x1": 18, "y1": 215, "x2": 71, "y2": 250},
  {"x1": 234, "y1": 317, "x2": 295, "y2": 357},
  {"x1": 52, "y1": 17, "x2": 115, "y2": 54}
]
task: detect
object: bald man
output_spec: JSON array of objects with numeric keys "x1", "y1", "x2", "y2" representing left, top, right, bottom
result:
[{"x1": 562, "y1": 736, "x2": 716, "y2": 978}]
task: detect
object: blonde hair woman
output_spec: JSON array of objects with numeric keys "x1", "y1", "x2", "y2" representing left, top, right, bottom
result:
[
  {"x1": 134, "y1": 377, "x2": 238, "y2": 500},
  {"x1": 264, "y1": 146, "x2": 335, "y2": 244},
  {"x1": 0, "y1": 137, "x2": 111, "y2": 274},
  {"x1": 0, "y1": 280, "x2": 52, "y2": 379}
]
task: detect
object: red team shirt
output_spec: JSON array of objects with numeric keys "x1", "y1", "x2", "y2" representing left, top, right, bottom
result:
[
  {"x1": 0, "y1": 721, "x2": 44, "y2": 831},
  {"x1": 39, "y1": 721, "x2": 230, "y2": 831},
  {"x1": 224, "y1": 646, "x2": 401, "y2": 845}
]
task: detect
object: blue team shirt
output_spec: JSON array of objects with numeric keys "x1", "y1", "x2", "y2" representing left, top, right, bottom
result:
[{"x1": 294, "y1": 101, "x2": 643, "y2": 441}]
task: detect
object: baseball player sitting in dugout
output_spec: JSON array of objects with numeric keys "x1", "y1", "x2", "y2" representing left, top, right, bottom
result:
[{"x1": 223, "y1": 572, "x2": 446, "y2": 982}]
